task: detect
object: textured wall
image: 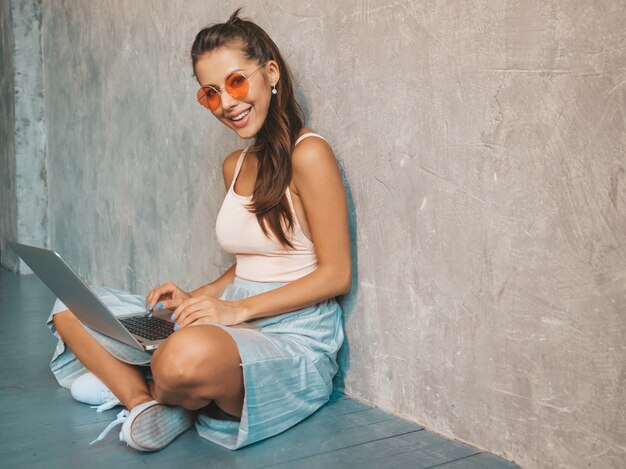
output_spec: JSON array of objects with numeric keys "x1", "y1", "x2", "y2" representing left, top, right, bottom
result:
[
  {"x1": 13, "y1": 0, "x2": 47, "y2": 272},
  {"x1": 40, "y1": 1, "x2": 625, "y2": 468},
  {"x1": 43, "y1": 0, "x2": 239, "y2": 292},
  {"x1": 0, "y1": 0, "x2": 47, "y2": 273},
  {"x1": 0, "y1": 0, "x2": 17, "y2": 271}
]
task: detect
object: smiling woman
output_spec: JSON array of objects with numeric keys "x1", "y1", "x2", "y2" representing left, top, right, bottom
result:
[
  {"x1": 195, "y1": 52, "x2": 273, "y2": 137},
  {"x1": 46, "y1": 7, "x2": 351, "y2": 453}
]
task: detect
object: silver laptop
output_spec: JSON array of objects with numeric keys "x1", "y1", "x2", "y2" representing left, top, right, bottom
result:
[{"x1": 9, "y1": 241, "x2": 174, "y2": 351}]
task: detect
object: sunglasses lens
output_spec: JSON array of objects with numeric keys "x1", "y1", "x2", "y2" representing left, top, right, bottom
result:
[
  {"x1": 197, "y1": 86, "x2": 220, "y2": 110},
  {"x1": 226, "y1": 72, "x2": 249, "y2": 100}
]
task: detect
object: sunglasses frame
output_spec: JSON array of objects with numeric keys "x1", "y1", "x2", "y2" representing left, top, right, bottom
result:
[{"x1": 197, "y1": 62, "x2": 269, "y2": 111}]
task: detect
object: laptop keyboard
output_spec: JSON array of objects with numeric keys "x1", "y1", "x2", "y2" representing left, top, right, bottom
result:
[{"x1": 119, "y1": 316, "x2": 175, "y2": 341}]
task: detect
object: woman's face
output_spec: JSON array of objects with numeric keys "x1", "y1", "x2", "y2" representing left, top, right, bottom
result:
[{"x1": 194, "y1": 46, "x2": 278, "y2": 139}]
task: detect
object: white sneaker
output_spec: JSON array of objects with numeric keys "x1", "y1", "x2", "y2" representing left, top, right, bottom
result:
[
  {"x1": 90, "y1": 400, "x2": 195, "y2": 451},
  {"x1": 70, "y1": 372, "x2": 121, "y2": 412}
]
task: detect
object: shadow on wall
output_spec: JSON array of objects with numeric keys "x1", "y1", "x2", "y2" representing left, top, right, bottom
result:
[
  {"x1": 297, "y1": 87, "x2": 358, "y2": 395},
  {"x1": 333, "y1": 161, "x2": 358, "y2": 395}
]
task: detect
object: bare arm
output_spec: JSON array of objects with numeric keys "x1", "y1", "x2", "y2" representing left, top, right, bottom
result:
[
  {"x1": 235, "y1": 137, "x2": 351, "y2": 322},
  {"x1": 189, "y1": 263, "x2": 236, "y2": 299}
]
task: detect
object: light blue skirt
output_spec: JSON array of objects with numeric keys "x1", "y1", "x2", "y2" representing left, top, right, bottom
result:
[{"x1": 47, "y1": 276, "x2": 344, "y2": 449}]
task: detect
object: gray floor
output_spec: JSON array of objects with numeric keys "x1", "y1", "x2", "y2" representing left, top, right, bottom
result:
[{"x1": 0, "y1": 268, "x2": 519, "y2": 468}]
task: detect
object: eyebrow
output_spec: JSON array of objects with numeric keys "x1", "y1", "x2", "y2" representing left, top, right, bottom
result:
[{"x1": 200, "y1": 68, "x2": 245, "y2": 88}]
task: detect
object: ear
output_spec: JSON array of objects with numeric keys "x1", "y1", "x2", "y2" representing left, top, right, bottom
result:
[{"x1": 265, "y1": 60, "x2": 280, "y2": 87}]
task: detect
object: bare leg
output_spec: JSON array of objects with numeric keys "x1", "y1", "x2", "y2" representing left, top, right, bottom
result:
[
  {"x1": 150, "y1": 326, "x2": 244, "y2": 417},
  {"x1": 53, "y1": 310, "x2": 154, "y2": 410}
]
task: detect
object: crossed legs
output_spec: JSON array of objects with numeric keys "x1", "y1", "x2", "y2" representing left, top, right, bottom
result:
[
  {"x1": 150, "y1": 325, "x2": 245, "y2": 416},
  {"x1": 52, "y1": 310, "x2": 245, "y2": 417}
]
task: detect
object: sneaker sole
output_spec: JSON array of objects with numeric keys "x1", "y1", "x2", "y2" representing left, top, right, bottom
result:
[{"x1": 124, "y1": 404, "x2": 195, "y2": 451}]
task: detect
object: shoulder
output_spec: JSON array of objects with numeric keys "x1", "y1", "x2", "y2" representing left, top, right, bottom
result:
[
  {"x1": 291, "y1": 131, "x2": 337, "y2": 175},
  {"x1": 222, "y1": 148, "x2": 245, "y2": 189},
  {"x1": 291, "y1": 131, "x2": 342, "y2": 194}
]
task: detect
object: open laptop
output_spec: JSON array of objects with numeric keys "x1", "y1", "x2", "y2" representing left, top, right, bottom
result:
[{"x1": 8, "y1": 241, "x2": 174, "y2": 351}]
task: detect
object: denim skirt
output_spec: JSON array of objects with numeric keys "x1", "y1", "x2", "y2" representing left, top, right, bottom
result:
[{"x1": 47, "y1": 276, "x2": 345, "y2": 449}]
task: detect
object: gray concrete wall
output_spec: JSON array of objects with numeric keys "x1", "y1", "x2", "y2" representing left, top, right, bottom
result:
[
  {"x1": 0, "y1": 0, "x2": 17, "y2": 271},
  {"x1": 13, "y1": 0, "x2": 47, "y2": 271},
  {"x1": 0, "y1": 0, "x2": 47, "y2": 273},
  {"x1": 37, "y1": 1, "x2": 626, "y2": 468},
  {"x1": 42, "y1": 0, "x2": 238, "y2": 291}
]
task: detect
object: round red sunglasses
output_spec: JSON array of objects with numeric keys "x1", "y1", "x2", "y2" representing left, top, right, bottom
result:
[{"x1": 196, "y1": 63, "x2": 268, "y2": 111}]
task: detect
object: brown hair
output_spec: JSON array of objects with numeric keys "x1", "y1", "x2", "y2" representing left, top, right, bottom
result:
[{"x1": 191, "y1": 8, "x2": 305, "y2": 249}]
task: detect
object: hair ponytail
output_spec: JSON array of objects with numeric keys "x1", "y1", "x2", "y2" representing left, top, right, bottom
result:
[{"x1": 191, "y1": 8, "x2": 305, "y2": 249}]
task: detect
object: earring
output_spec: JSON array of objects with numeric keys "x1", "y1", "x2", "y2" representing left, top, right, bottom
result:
[{"x1": 272, "y1": 84, "x2": 277, "y2": 95}]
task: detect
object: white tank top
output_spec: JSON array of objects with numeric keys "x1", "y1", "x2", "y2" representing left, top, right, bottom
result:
[{"x1": 215, "y1": 133, "x2": 327, "y2": 282}]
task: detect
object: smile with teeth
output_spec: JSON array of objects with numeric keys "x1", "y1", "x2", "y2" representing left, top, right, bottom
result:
[{"x1": 231, "y1": 109, "x2": 251, "y2": 121}]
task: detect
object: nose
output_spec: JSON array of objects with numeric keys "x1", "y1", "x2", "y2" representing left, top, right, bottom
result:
[{"x1": 219, "y1": 89, "x2": 238, "y2": 111}]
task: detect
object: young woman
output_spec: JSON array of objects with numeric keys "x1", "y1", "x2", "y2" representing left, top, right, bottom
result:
[{"x1": 48, "y1": 9, "x2": 351, "y2": 451}]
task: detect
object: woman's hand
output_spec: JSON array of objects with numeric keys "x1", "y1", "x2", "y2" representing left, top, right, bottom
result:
[
  {"x1": 145, "y1": 281, "x2": 191, "y2": 314},
  {"x1": 171, "y1": 295, "x2": 244, "y2": 329}
]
